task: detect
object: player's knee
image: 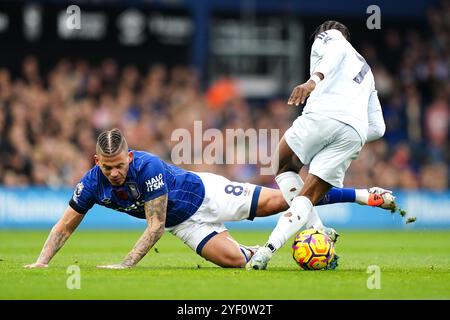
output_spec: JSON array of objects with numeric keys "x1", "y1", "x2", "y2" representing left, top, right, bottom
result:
[
  {"x1": 272, "y1": 152, "x2": 290, "y2": 176},
  {"x1": 273, "y1": 156, "x2": 303, "y2": 176},
  {"x1": 271, "y1": 161, "x2": 280, "y2": 176},
  {"x1": 291, "y1": 154, "x2": 303, "y2": 172},
  {"x1": 271, "y1": 152, "x2": 288, "y2": 176},
  {"x1": 273, "y1": 162, "x2": 289, "y2": 176}
]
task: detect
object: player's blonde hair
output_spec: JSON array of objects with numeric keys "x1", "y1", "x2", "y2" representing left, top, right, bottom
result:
[{"x1": 96, "y1": 128, "x2": 128, "y2": 156}]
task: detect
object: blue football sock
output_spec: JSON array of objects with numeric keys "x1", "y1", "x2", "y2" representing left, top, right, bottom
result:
[{"x1": 317, "y1": 188, "x2": 356, "y2": 206}]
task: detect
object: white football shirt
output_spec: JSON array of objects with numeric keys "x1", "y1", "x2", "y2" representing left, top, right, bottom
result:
[{"x1": 304, "y1": 29, "x2": 375, "y2": 143}]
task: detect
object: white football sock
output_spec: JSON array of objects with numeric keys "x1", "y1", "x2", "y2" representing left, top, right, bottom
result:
[
  {"x1": 305, "y1": 209, "x2": 324, "y2": 230},
  {"x1": 275, "y1": 172, "x2": 324, "y2": 230},
  {"x1": 267, "y1": 196, "x2": 313, "y2": 251},
  {"x1": 355, "y1": 189, "x2": 370, "y2": 205},
  {"x1": 275, "y1": 171, "x2": 303, "y2": 205}
]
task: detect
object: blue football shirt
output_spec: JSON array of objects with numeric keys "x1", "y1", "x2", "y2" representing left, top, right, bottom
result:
[{"x1": 69, "y1": 150, "x2": 205, "y2": 227}]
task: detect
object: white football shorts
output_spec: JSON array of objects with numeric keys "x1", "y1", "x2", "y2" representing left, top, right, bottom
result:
[
  {"x1": 167, "y1": 172, "x2": 262, "y2": 256},
  {"x1": 284, "y1": 112, "x2": 363, "y2": 188}
]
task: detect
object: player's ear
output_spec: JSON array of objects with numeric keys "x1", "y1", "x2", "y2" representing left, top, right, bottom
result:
[
  {"x1": 94, "y1": 154, "x2": 100, "y2": 166},
  {"x1": 128, "y1": 151, "x2": 133, "y2": 163}
]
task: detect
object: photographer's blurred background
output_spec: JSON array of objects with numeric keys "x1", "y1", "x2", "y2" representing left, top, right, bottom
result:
[{"x1": 0, "y1": 0, "x2": 448, "y2": 228}]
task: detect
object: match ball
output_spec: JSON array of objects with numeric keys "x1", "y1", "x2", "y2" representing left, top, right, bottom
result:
[{"x1": 292, "y1": 229, "x2": 335, "y2": 270}]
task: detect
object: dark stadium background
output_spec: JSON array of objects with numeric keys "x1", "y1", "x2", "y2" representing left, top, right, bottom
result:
[{"x1": 0, "y1": 0, "x2": 448, "y2": 229}]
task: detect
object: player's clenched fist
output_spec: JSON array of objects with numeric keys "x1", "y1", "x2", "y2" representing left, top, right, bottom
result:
[{"x1": 288, "y1": 79, "x2": 316, "y2": 106}]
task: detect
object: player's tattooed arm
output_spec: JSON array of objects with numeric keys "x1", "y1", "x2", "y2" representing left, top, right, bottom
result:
[
  {"x1": 24, "y1": 206, "x2": 84, "y2": 268},
  {"x1": 119, "y1": 194, "x2": 168, "y2": 268},
  {"x1": 35, "y1": 229, "x2": 70, "y2": 266}
]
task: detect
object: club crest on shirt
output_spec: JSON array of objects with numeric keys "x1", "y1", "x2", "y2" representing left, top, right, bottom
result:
[
  {"x1": 126, "y1": 182, "x2": 141, "y2": 199},
  {"x1": 72, "y1": 182, "x2": 84, "y2": 203},
  {"x1": 145, "y1": 173, "x2": 164, "y2": 192}
]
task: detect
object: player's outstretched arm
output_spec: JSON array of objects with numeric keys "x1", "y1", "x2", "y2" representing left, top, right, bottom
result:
[
  {"x1": 97, "y1": 194, "x2": 168, "y2": 269},
  {"x1": 24, "y1": 206, "x2": 85, "y2": 268}
]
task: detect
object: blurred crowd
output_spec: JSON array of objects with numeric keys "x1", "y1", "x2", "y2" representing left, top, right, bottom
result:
[
  {"x1": 0, "y1": 2, "x2": 448, "y2": 190},
  {"x1": 350, "y1": 0, "x2": 450, "y2": 190}
]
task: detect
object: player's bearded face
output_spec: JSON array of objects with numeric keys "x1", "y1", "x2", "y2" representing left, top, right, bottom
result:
[{"x1": 95, "y1": 150, "x2": 133, "y2": 186}]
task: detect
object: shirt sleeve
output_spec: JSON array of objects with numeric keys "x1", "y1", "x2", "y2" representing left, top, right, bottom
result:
[
  {"x1": 140, "y1": 157, "x2": 168, "y2": 202},
  {"x1": 68, "y1": 172, "x2": 96, "y2": 214},
  {"x1": 312, "y1": 32, "x2": 347, "y2": 79},
  {"x1": 367, "y1": 90, "x2": 386, "y2": 142}
]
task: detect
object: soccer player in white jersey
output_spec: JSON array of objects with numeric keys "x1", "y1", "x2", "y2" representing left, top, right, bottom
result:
[{"x1": 247, "y1": 21, "x2": 390, "y2": 270}]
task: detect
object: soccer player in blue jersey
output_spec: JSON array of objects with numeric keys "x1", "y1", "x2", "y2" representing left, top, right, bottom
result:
[{"x1": 25, "y1": 128, "x2": 395, "y2": 269}]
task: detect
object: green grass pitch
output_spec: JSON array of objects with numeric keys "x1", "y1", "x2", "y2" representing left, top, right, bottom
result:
[{"x1": 1, "y1": 230, "x2": 450, "y2": 299}]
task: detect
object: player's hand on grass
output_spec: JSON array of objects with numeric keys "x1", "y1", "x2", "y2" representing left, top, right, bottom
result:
[
  {"x1": 24, "y1": 262, "x2": 48, "y2": 269},
  {"x1": 288, "y1": 80, "x2": 316, "y2": 106},
  {"x1": 96, "y1": 263, "x2": 132, "y2": 269}
]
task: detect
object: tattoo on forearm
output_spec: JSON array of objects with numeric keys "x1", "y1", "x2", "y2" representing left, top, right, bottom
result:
[
  {"x1": 37, "y1": 228, "x2": 70, "y2": 264},
  {"x1": 122, "y1": 194, "x2": 167, "y2": 267}
]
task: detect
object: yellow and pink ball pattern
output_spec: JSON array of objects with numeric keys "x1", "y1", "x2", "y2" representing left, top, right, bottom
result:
[{"x1": 292, "y1": 229, "x2": 335, "y2": 270}]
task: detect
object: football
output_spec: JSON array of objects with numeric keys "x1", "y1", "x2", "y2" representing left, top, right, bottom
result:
[{"x1": 292, "y1": 229, "x2": 335, "y2": 270}]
